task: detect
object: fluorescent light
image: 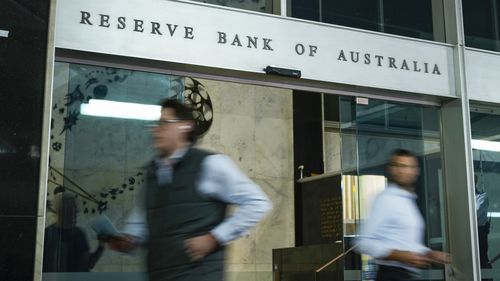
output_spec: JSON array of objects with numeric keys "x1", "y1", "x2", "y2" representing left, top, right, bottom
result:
[
  {"x1": 471, "y1": 139, "x2": 500, "y2": 152},
  {"x1": 80, "y1": 100, "x2": 161, "y2": 121},
  {"x1": 0, "y1": 30, "x2": 9, "y2": 38},
  {"x1": 488, "y1": 212, "x2": 500, "y2": 218}
]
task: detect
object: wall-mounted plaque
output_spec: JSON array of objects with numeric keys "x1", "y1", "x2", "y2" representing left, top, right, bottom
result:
[{"x1": 299, "y1": 174, "x2": 342, "y2": 245}]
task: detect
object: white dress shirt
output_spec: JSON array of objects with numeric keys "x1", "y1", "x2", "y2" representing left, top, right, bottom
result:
[
  {"x1": 123, "y1": 149, "x2": 272, "y2": 246},
  {"x1": 476, "y1": 191, "x2": 489, "y2": 227},
  {"x1": 356, "y1": 183, "x2": 429, "y2": 271}
]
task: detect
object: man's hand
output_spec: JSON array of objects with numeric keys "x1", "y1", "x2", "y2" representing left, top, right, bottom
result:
[
  {"x1": 426, "y1": 251, "x2": 451, "y2": 264},
  {"x1": 387, "y1": 250, "x2": 432, "y2": 268},
  {"x1": 184, "y1": 234, "x2": 219, "y2": 261},
  {"x1": 102, "y1": 234, "x2": 138, "y2": 253}
]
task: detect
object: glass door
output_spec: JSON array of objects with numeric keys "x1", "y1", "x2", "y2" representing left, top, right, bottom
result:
[
  {"x1": 332, "y1": 96, "x2": 447, "y2": 280},
  {"x1": 470, "y1": 105, "x2": 500, "y2": 281}
]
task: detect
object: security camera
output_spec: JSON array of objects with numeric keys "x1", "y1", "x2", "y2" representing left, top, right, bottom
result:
[{"x1": 264, "y1": 65, "x2": 301, "y2": 78}]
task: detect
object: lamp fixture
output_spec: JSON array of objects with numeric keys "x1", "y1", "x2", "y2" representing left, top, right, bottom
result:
[
  {"x1": 80, "y1": 100, "x2": 161, "y2": 121},
  {"x1": 471, "y1": 139, "x2": 500, "y2": 152}
]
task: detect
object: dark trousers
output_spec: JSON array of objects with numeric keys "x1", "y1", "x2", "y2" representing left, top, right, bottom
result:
[
  {"x1": 376, "y1": 265, "x2": 413, "y2": 281},
  {"x1": 478, "y1": 224, "x2": 491, "y2": 268}
]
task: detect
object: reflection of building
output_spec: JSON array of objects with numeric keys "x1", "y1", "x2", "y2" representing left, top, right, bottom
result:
[{"x1": 2, "y1": 0, "x2": 500, "y2": 280}]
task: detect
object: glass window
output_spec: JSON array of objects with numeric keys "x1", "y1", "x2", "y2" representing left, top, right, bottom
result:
[
  {"x1": 335, "y1": 97, "x2": 447, "y2": 280},
  {"x1": 291, "y1": 0, "x2": 437, "y2": 41},
  {"x1": 463, "y1": 0, "x2": 500, "y2": 52},
  {"x1": 382, "y1": 0, "x2": 433, "y2": 40},
  {"x1": 291, "y1": 0, "x2": 320, "y2": 21},
  {"x1": 190, "y1": 0, "x2": 274, "y2": 14},
  {"x1": 470, "y1": 106, "x2": 500, "y2": 280},
  {"x1": 321, "y1": 0, "x2": 380, "y2": 32}
]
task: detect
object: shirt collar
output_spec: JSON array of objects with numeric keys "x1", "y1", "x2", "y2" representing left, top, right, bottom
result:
[
  {"x1": 155, "y1": 147, "x2": 189, "y2": 167},
  {"x1": 387, "y1": 183, "x2": 418, "y2": 199}
]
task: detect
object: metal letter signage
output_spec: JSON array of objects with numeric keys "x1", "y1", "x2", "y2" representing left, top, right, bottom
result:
[{"x1": 55, "y1": 0, "x2": 455, "y2": 97}]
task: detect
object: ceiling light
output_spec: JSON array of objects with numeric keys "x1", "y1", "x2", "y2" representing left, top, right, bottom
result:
[
  {"x1": 80, "y1": 100, "x2": 161, "y2": 121},
  {"x1": 471, "y1": 139, "x2": 500, "y2": 152}
]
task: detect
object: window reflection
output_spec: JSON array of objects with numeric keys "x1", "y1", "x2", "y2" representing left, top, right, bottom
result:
[
  {"x1": 336, "y1": 97, "x2": 446, "y2": 279},
  {"x1": 471, "y1": 107, "x2": 500, "y2": 280},
  {"x1": 189, "y1": 0, "x2": 273, "y2": 13},
  {"x1": 43, "y1": 195, "x2": 105, "y2": 272},
  {"x1": 463, "y1": 0, "x2": 500, "y2": 52},
  {"x1": 291, "y1": 0, "x2": 435, "y2": 41}
]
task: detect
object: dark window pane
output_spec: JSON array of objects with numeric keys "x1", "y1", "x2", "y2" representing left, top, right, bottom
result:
[
  {"x1": 383, "y1": 0, "x2": 433, "y2": 40},
  {"x1": 324, "y1": 95, "x2": 339, "y2": 122},
  {"x1": 190, "y1": 0, "x2": 272, "y2": 13},
  {"x1": 291, "y1": 0, "x2": 320, "y2": 21},
  {"x1": 322, "y1": 0, "x2": 380, "y2": 32},
  {"x1": 463, "y1": 0, "x2": 498, "y2": 51},
  {"x1": 291, "y1": 0, "x2": 439, "y2": 41}
]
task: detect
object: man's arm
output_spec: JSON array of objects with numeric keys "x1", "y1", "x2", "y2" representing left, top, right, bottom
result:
[
  {"x1": 203, "y1": 154, "x2": 272, "y2": 244},
  {"x1": 88, "y1": 242, "x2": 105, "y2": 269},
  {"x1": 184, "y1": 154, "x2": 272, "y2": 260}
]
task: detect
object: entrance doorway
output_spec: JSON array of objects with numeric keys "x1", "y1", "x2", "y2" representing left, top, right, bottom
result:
[
  {"x1": 292, "y1": 93, "x2": 447, "y2": 280},
  {"x1": 41, "y1": 61, "x2": 448, "y2": 281}
]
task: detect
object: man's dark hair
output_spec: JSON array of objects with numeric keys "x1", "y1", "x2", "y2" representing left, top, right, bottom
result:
[
  {"x1": 160, "y1": 98, "x2": 197, "y2": 142},
  {"x1": 386, "y1": 148, "x2": 417, "y2": 169},
  {"x1": 390, "y1": 148, "x2": 416, "y2": 160}
]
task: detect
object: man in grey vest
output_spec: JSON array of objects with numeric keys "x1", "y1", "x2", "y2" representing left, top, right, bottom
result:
[{"x1": 106, "y1": 99, "x2": 272, "y2": 281}]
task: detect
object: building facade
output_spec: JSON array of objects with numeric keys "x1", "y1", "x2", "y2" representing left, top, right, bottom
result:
[{"x1": 1, "y1": 0, "x2": 500, "y2": 280}]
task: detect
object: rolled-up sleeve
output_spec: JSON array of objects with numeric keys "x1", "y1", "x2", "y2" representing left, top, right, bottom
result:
[{"x1": 201, "y1": 155, "x2": 273, "y2": 245}]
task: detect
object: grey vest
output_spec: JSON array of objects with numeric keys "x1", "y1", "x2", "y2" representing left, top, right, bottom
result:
[{"x1": 145, "y1": 148, "x2": 226, "y2": 281}]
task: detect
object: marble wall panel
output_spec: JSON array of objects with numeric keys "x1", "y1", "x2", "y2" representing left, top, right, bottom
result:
[
  {"x1": 255, "y1": 117, "x2": 293, "y2": 179},
  {"x1": 255, "y1": 89, "x2": 292, "y2": 120},
  {"x1": 324, "y1": 132, "x2": 342, "y2": 173},
  {"x1": 219, "y1": 114, "x2": 256, "y2": 177},
  {"x1": 254, "y1": 179, "x2": 294, "y2": 264},
  {"x1": 219, "y1": 82, "x2": 256, "y2": 116},
  {"x1": 226, "y1": 227, "x2": 257, "y2": 264}
]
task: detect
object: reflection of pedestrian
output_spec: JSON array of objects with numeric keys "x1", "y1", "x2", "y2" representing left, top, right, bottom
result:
[
  {"x1": 475, "y1": 175, "x2": 491, "y2": 270},
  {"x1": 356, "y1": 149, "x2": 449, "y2": 281},
  {"x1": 43, "y1": 195, "x2": 104, "y2": 272},
  {"x1": 106, "y1": 99, "x2": 272, "y2": 281}
]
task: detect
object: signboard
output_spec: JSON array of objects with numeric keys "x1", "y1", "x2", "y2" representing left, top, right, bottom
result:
[
  {"x1": 298, "y1": 174, "x2": 342, "y2": 245},
  {"x1": 55, "y1": 0, "x2": 455, "y2": 97}
]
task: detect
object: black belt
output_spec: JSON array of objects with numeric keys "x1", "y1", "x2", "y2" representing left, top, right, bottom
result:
[{"x1": 376, "y1": 265, "x2": 414, "y2": 281}]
